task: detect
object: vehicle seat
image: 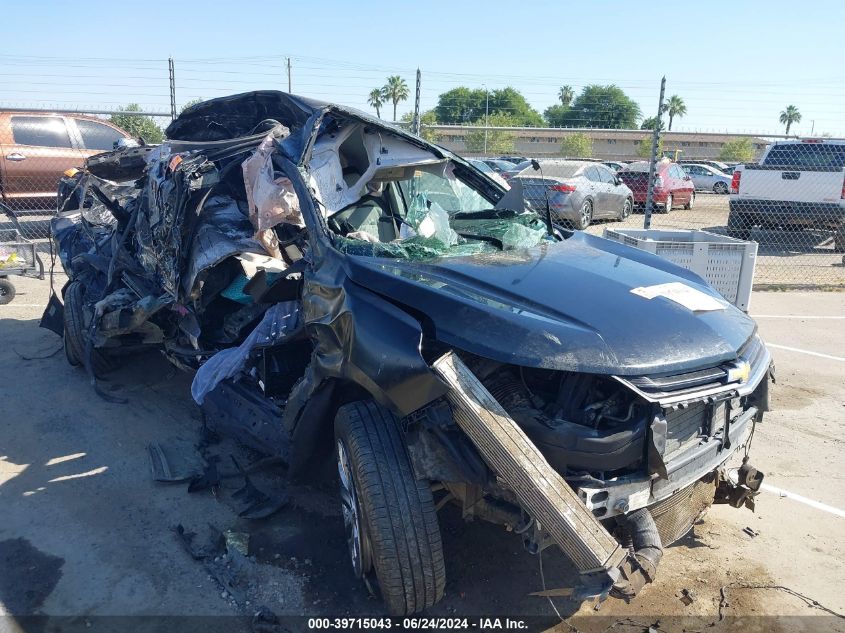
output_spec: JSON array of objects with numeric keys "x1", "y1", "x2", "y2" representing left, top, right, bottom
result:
[{"x1": 332, "y1": 176, "x2": 398, "y2": 242}]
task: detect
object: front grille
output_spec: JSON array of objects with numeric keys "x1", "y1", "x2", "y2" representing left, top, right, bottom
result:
[
  {"x1": 650, "y1": 475, "x2": 717, "y2": 545},
  {"x1": 664, "y1": 400, "x2": 727, "y2": 460}
]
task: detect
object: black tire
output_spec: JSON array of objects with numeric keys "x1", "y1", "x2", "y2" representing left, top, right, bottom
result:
[
  {"x1": 0, "y1": 278, "x2": 15, "y2": 305},
  {"x1": 334, "y1": 401, "x2": 445, "y2": 615},
  {"x1": 684, "y1": 191, "x2": 695, "y2": 210},
  {"x1": 63, "y1": 282, "x2": 113, "y2": 376},
  {"x1": 618, "y1": 197, "x2": 633, "y2": 220},
  {"x1": 714, "y1": 181, "x2": 729, "y2": 195},
  {"x1": 727, "y1": 211, "x2": 752, "y2": 240},
  {"x1": 575, "y1": 199, "x2": 593, "y2": 229}
]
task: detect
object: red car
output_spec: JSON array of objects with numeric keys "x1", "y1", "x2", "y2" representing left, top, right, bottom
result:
[{"x1": 618, "y1": 159, "x2": 695, "y2": 212}]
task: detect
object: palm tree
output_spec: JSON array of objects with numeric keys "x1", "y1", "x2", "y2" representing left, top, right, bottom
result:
[
  {"x1": 662, "y1": 95, "x2": 687, "y2": 131},
  {"x1": 381, "y1": 76, "x2": 410, "y2": 121},
  {"x1": 558, "y1": 85, "x2": 574, "y2": 107},
  {"x1": 779, "y1": 105, "x2": 801, "y2": 135},
  {"x1": 367, "y1": 88, "x2": 383, "y2": 118}
]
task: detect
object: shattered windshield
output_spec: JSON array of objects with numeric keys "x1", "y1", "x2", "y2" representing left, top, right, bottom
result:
[{"x1": 331, "y1": 163, "x2": 548, "y2": 260}]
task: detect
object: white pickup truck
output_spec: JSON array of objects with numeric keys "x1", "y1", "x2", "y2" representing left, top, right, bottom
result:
[{"x1": 728, "y1": 139, "x2": 845, "y2": 251}]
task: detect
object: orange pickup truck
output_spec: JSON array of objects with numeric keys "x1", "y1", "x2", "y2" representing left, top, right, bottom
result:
[{"x1": 0, "y1": 112, "x2": 131, "y2": 213}]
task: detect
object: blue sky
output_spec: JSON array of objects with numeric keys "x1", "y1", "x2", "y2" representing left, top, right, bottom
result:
[{"x1": 1, "y1": 0, "x2": 843, "y2": 135}]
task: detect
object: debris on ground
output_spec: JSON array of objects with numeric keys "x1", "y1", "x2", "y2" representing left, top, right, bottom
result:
[
  {"x1": 225, "y1": 529, "x2": 250, "y2": 556},
  {"x1": 742, "y1": 527, "x2": 760, "y2": 538},
  {"x1": 678, "y1": 588, "x2": 696, "y2": 605}
]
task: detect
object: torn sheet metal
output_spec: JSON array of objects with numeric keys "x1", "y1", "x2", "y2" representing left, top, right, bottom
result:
[
  {"x1": 191, "y1": 301, "x2": 302, "y2": 405},
  {"x1": 242, "y1": 132, "x2": 303, "y2": 232},
  {"x1": 182, "y1": 195, "x2": 268, "y2": 298}
]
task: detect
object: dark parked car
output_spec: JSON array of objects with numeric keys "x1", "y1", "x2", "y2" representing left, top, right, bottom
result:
[
  {"x1": 47, "y1": 91, "x2": 771, "y2": 616},
  {"x1": 511, "y1": 160, "x2": 633, "y2": 229},
  {"x1": 619, "y1": 159, "x2": 696, "y2": 212}
]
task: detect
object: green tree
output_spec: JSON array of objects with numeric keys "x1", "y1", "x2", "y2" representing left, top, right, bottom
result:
[
  {"x1": 779, "y1": 105, "x2": 801, "y2": 135},
  {"x1": 640, "y1": 116, "x2": 664, "y2": 131},
  {"x1": 400, "y1": 110, "x2": 440, "y2": 142},
  {"x1": 545, "y1": 85, "x2": 641, "y2": 129},
  {"x1": 109, "y1": 104, "x2": 163, "y2": 143},
  {"x1": 543, "y1": 104, "x2": 569, "y2": 126},
  {"x1": 558, "y1": 85, "x2": 574, "y2": 107},
  {"x1": 636, "y1": 135, "x2": 663, "y2": 159},
  {"x1": 559, "y1": 132, "x2": 593, "y2": 158},
  {"x1": 367, "y1": 88, "x2": 384, "y2": 118},
  {"x1": 719, "y1": 137, "x2": 755, "y2": 162},
  {"x1": 435, "y1": 86, "x2": 542, "y2": 127},
  {"x1": 180, "y1": 98, "x2": 203, "y2": 114},
  {"x1": 463, "y1": 113, "x2": 517, "y2": 154},
  {"x1": 662, "y1": 95, "x2": 687, "y2": 131},
  {"x1": 381, "y1": 76, "x2": 410, "y2": 121}
]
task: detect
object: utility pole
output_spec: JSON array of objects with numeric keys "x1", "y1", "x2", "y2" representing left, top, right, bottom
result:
[
  {"x1": 483, "y1": 84, "x2": 490, "y2": 155},
  {"x1": 644, "y1": 76, "x2": 666, "y2": 230},
  {"x1": 412, "y1": 68, "x2": 421, "y2": 135},
  {"x1": 168, "y1": 57, "x2": 177, "y2": 120},
  {"x1": 286, "y1": 57, "x2": 292, "y2": 93}
]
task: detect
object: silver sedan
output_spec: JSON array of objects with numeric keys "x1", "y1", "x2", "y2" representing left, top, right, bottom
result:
[
  {"x1": 512, "y1": 160, "x2": 633, "y2": 229},
  {"x1": 681, "y1": 163, "x2": 733, "y2": 194}
]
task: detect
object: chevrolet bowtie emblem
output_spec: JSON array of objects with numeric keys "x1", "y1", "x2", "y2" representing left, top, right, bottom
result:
[{"x1": 727, "y1": 360, "x2": 751, "y2": 384}]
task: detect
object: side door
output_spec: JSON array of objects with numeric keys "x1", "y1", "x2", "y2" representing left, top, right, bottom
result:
[
  {"x1": 583, "y1": 166, "x2": 605, "y2": 213},
  {"x1": 595, "y1": 165, "x2": 621, "y2": 217},
  {"x1": 69, "y1": 117, "x2": 130, "y2": 158},
  {"x1": 673, "y1": 164, "x2": 693, "y2": 202},
  {"x1": 683, "y1": 165, "x2": 702, "y2": 189},
  {"x1": 1, "y1": 115, "x2": 84, "y2": 211}
]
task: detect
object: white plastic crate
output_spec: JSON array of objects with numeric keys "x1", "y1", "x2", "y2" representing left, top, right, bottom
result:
[{"x1": 602, "y1": 228, "x2": 758, "y2": 311}]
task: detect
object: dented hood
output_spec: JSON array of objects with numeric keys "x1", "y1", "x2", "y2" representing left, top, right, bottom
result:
[{"x1": 345, "y1": 232, "x2": 755, "y2": 376}]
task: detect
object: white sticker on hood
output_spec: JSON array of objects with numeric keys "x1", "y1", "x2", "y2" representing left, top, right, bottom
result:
[{"x1": 630, "y1": 282, "x2": 726, "y2": 312}]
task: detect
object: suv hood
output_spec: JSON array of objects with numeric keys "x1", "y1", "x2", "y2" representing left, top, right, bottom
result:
[{"x1": 345, "y1": 232, "x2": 755, "y2": 376}]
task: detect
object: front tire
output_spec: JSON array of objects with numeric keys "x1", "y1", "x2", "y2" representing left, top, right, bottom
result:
[
  {"x1": 618, "y1": 197, "x2": 633, "y2": 220},
  {"x1": 334, "y1": 401, "x2": 445, "y2": 615},
  {"x1": 575, "y1": 199, "x2": 593, "y2": 229},
  {"x1": 63, "y1": 282, "x2": 113, "y2": 376},
  {"x1": 0, "y1": 278, "x2": 15, "y2": 305}
]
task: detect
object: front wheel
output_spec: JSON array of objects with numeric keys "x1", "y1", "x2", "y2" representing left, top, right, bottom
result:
[
  {"x1": 0, "y1": 278, "x2": 15, "y2": 305},
  {"x1": 334, "y1": 401, "x2": 445, "y2": 615},
  {"x1": 63, "y1": 281, "x2": 113, "y2": 376},
  {"x1": 619, "y1": 197, "x2": 633, "y2": 220},
  {"x1": 575, "y1": 199, "x2": 593, "y2": 229}
]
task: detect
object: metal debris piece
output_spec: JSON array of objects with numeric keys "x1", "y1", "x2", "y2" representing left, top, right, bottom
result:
[
  {"x1": 231, "y1": 456, "x2": 290, "y2": 519},
  {"x1": 742, "y1": 526, "x2": 760, "y2": 538},
  {"x1": 224, "y1": 530, "x2": 250, "y2": 556},
  {"x1": 679, "y1": 588, "x2": 696, "y2": 605},
  {"x1": 148, "y1": 439, "x2": 205, "y2": 482}
]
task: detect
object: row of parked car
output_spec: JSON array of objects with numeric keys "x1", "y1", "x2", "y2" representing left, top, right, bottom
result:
[{"x1": 468, "y1": 155, "x2": 708, "y2": 229}]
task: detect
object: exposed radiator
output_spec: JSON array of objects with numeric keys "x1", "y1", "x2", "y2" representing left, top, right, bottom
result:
[{"x1": 433, "y1": 352, "x2": 626, "y2": 575}]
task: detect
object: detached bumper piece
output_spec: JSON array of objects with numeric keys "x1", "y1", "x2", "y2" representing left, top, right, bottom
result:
[{"x1": 433, "y1": 352, "x2": 628, "y2": 599}]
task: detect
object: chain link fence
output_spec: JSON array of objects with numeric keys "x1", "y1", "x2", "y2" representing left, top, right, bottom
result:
[{"x1": 1, "y1": 55, "x2": 843, "y2": 289}]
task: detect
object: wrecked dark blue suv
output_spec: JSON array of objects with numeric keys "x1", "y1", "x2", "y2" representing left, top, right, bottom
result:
[{"x1": 44, "y1": 91, "x2": 772, "y2": 615}]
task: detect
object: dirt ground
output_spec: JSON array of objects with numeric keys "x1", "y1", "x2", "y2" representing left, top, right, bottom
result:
[{"x1": 1, "y1": 276, "x2": 843, "y2": 632}]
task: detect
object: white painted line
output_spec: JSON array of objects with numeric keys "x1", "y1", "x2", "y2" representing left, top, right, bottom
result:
[
  {"x1": 753, "y1": 315, "x2": 845, "y2": 320},
  {"x1": 761, "y1": 483, "x2": 845, "y2": 519},
  {"x1": 766, "y1": 343, "x2": 845, "y2": 363}
]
